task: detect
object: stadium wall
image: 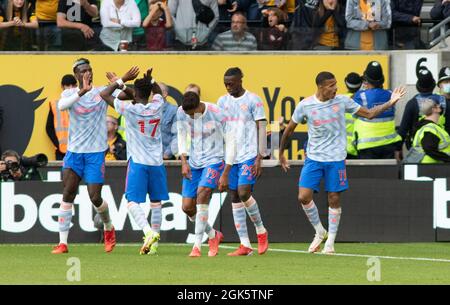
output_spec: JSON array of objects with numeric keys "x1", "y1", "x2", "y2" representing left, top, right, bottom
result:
[{"x1": 1, "y1": 162, "x2": 449, "y2": 243}]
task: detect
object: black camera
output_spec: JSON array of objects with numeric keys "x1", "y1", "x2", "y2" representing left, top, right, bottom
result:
[
  {"x1": 5, "y1": 160, "x2": 20, "y2": 172},
  {"x1": 21, "y1": 153, "x2": 48, "y2": 168}
]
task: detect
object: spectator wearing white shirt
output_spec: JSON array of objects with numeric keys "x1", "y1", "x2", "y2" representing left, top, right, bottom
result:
[{"x1": 100, "y1": 0, "x2": 141, "y2": 51}]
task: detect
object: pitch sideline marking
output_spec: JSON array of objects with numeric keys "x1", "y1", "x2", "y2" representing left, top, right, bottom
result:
[
  {"x1": 217, "y1": 245, "x2": 450, "y2": 263},
  {"x1": 3, "y1": 243, "x2": 450, "y2": 263}
]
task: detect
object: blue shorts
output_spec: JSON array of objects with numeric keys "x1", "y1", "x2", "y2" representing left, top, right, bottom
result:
[
  {"x1": 125, "y1": 158, "x2": 169, "y2": 203},
  {"x1": 182, "y1": 161, "x2": 225, "y2": 198},
  {"x1": 299, "y1": 158, "x2": 348, "y2": 193},
  {"x1": 229, "y1": 157, "x2": 257, "y2": 191},
  {"x1": 63, "y1": 151, "x2": 105, "y2": 184}
]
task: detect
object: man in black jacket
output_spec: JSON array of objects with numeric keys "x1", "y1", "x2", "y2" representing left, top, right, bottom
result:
[
  {"x1": 390, "y1": 0, "x2": 424, "y2": 49},
  {"x1": 431, "y1": 0, "x2": 450, "y2": 21}
]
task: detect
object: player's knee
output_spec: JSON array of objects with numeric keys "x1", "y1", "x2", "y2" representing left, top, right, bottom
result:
[
  {"x1": 62, "y1": 191, "x2": 76, "y2": 203},
  {"x1": 197, "y1": 188, "x2": 212, "y2": 204},
  {"x1": 182, "y1": 201, "x2": 196, "y2": 216},
  {"x1": 229, "y1": 191, "x2": 240, "y2": 203},
  {"x1": 328, "y1": 193, "x2": 340, "y2": 207},
  {"x1": 298, "y1": 194, "x2": 312, "y2": 206},
  {"x1": 238, "y1": 189, "x2": 251, "y2": 202},
  {"x1": 89, "y1": 193, "x2": 103, "y2": 206}
]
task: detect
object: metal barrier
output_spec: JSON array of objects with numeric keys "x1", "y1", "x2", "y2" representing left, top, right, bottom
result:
[{"x1": 429, "y1": 15, "x2": 450, "y2": 48}]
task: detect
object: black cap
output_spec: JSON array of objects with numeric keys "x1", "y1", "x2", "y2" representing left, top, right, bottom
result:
[
  {"x1": 363, "y1": 61, "x2": 384, "y2": 86},
  {"x1": 345, "y1": 72, "x2": 362, "y2": 91},
  {"x1": 438, "y1": 66, "x2": 450, "y2": 85}
]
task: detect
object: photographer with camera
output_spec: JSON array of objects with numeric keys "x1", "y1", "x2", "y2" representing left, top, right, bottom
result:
[{"x1": 0, "y1": 150, "x2": 48, "y2": 182}]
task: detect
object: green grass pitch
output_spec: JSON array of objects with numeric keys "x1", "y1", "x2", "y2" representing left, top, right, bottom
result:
[{"x1": 1, "y1": 243, "x2": 450, "y2": 284}]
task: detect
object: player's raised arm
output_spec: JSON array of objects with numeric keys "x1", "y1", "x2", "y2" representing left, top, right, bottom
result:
[
  {"x1": 355, "y1": 86, "x2": 406, "y2": 119},
  {"x1": 101, "y1": 66, "x2": 140, "y2": 106},
  {"x1": 143, "y1": 68, "x2": 162, "y2": 96},
  {"x1": 279, "y1": 120, "x2": 298, "y2": 172},
  {"x1": 58, "y1": 72, "x2": 92, "y2": 110}
]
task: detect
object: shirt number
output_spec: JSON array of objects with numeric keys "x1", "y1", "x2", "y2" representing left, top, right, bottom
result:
[{"x1": 137, "y1": 119, "x2": 160, "y2": 137}]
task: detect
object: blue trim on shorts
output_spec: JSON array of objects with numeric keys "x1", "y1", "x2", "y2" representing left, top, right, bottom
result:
[
  {"x1": 182, "y1": 161, "x2": 225, "y2": 198},
  {"x1": 63, "y1": 151, "x2": 105, "y2": 184}
]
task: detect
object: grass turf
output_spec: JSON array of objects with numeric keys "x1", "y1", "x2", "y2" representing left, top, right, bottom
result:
[{"x1": 0, "y1": 243, "x2": 449, "y2": 284}]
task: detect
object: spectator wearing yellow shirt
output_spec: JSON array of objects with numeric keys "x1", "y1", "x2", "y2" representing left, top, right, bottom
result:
[
  {"x1": 105, "y1": 115, "x2": 127, "y2": 161},
  {"x1": 314, "y1": 0, "x2": 346, "y2": 50},
  {"x1": 345, "y1": 0, "x2": 391, "y2": 50},
  {"x1": 35, "y1": 0, "x2": 61, "y2": 50}
]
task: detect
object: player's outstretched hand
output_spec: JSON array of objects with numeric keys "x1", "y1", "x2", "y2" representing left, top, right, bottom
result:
[
  {"x1": 389, "y1": 86, "x2": 406, "y2": 106},
  {"x1": 122, "y1": 66, "x2": 140, "y2": 83},
  {"x1": 144, "y1": 68, "x2": 154, "y2": 83},
  {"x1": 279, "y1": 155, "x2": 290, "y2": 173},
  {"x1": 106, "y1": 72, "x2": 119, "y2": 84}
]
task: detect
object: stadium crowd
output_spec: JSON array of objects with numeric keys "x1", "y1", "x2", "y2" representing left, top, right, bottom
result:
[{"x1": 0, "y1": 0, "x2": 449, "y2": 51}]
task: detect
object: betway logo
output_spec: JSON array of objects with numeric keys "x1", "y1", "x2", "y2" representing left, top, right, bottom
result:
[
  {"x1": 404, "y1": 165, "x2": 450, "y2": 229},
  {"x1": 0, "y1": 183, "x2": 227, "y2": 243}
]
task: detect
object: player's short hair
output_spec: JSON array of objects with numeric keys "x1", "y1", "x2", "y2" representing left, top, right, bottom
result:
[
  {"x1": 73, "y1": 58, "x2": 90, "y2": 73},
  {"x1": 182, "y1": 91, "x2": 200, "y2": 112},
  {"x1": 185, "y1": 83, "x2": 201, "y2": 96},
  {"x1": 61, "y1": 74, "x2": 77, "y2": 87},
  {"x1": 224, "y1": 67, "x2": 243, "y2": 78},
  {"x1": 134, "y1": 75, "x2": 153, "y2": 100},
  {"x1": 316, "y1": 71, "x2": 335, "y2": 86}
]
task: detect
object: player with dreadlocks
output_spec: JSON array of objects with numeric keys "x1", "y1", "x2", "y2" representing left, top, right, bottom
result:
[{"x1": 101, "y1": 67, "x2": 169, "y2": 255}]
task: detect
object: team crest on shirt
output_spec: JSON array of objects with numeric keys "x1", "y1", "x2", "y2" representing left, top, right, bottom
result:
[
  {"x1": 240, "y1": 104, "x2": 249, "y2": 111},
  {"x1": 312, "y1": 110, "x2": 317, "y2": 116},
  {"x1": 332, "y1": 105, "x2": 340, "y2": 113}
]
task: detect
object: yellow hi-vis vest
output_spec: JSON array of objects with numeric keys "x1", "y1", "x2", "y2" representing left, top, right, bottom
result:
[
  {"x1": 354, "y1": 116, "x2": 402, "y2": 150},
  {"x1": 50, "y1": 100, "x2": 69, "y2": 153},
  {"x1": 343, "y1": 93, "x2": 357, "y2": 156},
  {"x1": 411, "y1": 122, "x2": 450, "y2": 164},
  {"x1": 118, "y1": 115, "x2": 127, "y2": 142}
]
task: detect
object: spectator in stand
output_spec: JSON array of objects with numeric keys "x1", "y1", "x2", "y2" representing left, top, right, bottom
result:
[
  {"x1": 46, "y1": 74, "x2": 77, "y2": 160},
  {"x1": 345, "y1": 0, "x2": 391, "y2": 50},
  {"x1": 57, "y1": 0, "x2": 112, "y2": 51},
  {"x1": 430, "y1": 0, "x2": 450, "y2": 21},
  {"x1": 258, "y1": 7, "x2": 289, "y2": 50},
  {"x1": 105, "y1": 115, "x2": 127, "y2": 161},
  {"x1": 390, "y1": 0, "x2": 424, "y2": 49},
  {"x1": 212, "y1": 11, "x2": 257, "y2": 50},
  {"x1": 312, "y1": 0, "x2": 346, "y2": 50},
  {"x1": 131, "y1": 0, "x2": 148, "y2": 50},
  {"x1": 35, "y1": 0, "x2": 61, "y2": 51},
  {"x1": 0, "y1": 0, "x2": 38, "y2": 50},
  {"x1": 99, "y1": 0, "x2": 141, "y2": 51},
  {"x1": 218, "y1": 0, "x2": 236, "y2": 21},
  {"x1": 142, "y1": 0, "x2": 173, "y2": 51},
  {"x1": 353, "y1": 61, "x2": 402, "y2": 159},
  {"x1": 288, "y1": 0, "x2": 320, "y2": 50},
  {"x1": 396, "y1": 60, "x2": 448, "y2": 161},
  {"x1": 169, "y1": 0, "x2": 219, "y2": 50}
]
